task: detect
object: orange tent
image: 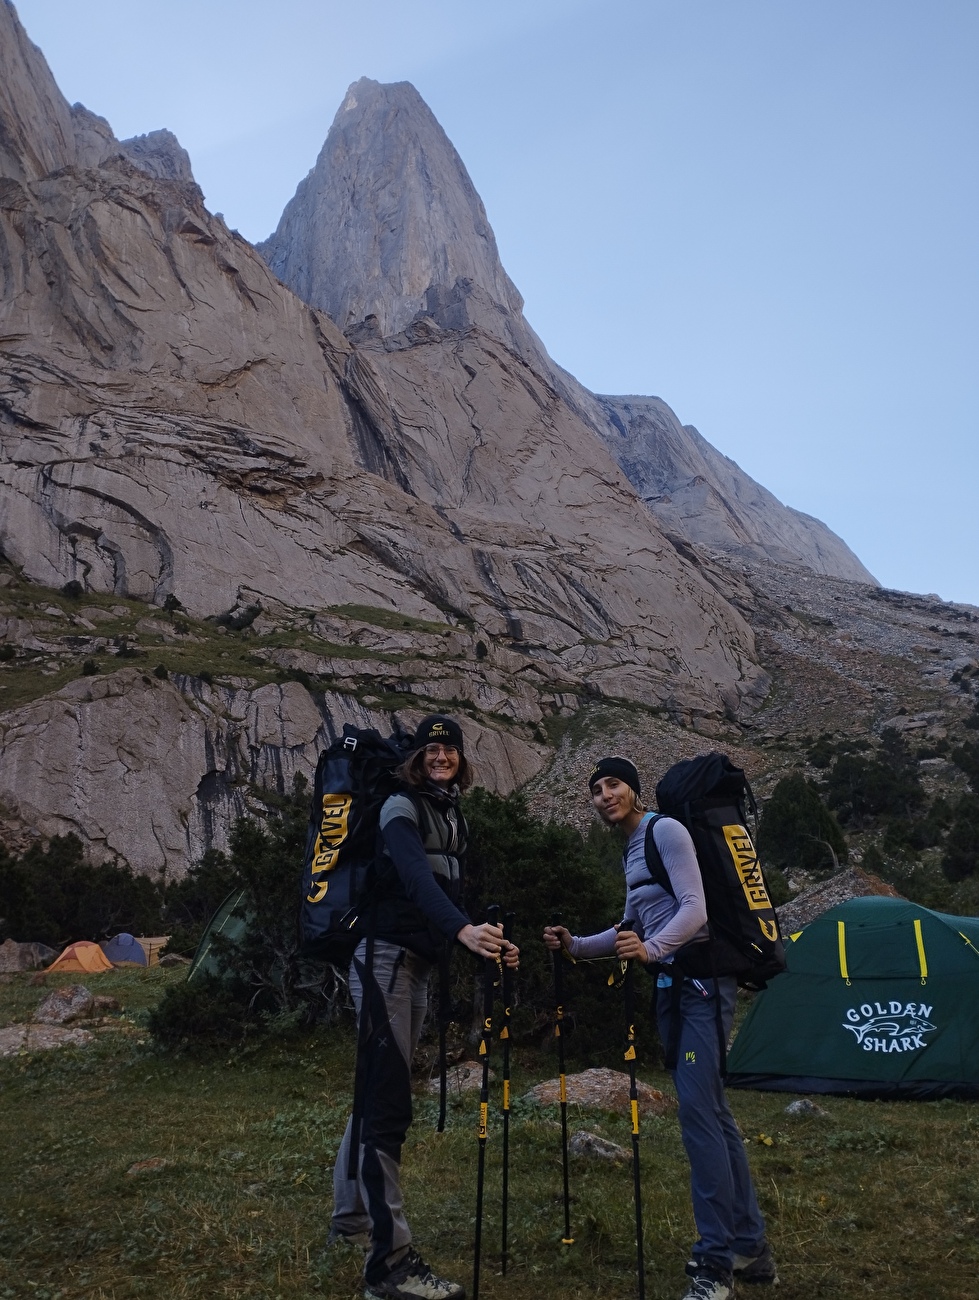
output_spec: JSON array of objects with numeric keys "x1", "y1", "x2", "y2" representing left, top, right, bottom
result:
[{"x1": 47, "y1": 941, "x2": 114, "y2": 974}]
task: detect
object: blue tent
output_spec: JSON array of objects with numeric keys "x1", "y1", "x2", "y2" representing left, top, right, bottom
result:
[{"x1": 100, "y1": 932, "x2": 148, "y2": 966}]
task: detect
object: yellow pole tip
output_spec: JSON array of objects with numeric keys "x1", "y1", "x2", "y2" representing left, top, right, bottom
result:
[{"x1": 561, "y1": 1238, "x2": 575, "y2": 1245}]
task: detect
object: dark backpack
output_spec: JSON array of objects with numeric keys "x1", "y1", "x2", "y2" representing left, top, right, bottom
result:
[
  {"x1": 298, "y1": 723, "x2": 414, "y2": 965},
  {"x1": 643, "y1": 752, "x2": 786, "y2": 990}
]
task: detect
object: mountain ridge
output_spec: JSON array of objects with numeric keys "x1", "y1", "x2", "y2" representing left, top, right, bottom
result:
[
  {"x1": 259, "y1": 75, "x2": 874, "y2": 586},
  {"x1": 0, "y1": 0, "x2": 775, "y2": 873}
]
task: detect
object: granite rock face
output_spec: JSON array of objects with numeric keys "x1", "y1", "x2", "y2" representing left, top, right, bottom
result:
[
  {"x1": 0, "y1": 2, "x2": 793, "y2": 874},
  {"x1": 260, "y1": 75, "x2": 872, "y2": 585},
  {"x1": 259, "y1": 79, "x2": 536, "y2": 354},
  {"x1": 0, "y1": 667, "x2": 548, "y2": 876},
  {"x1": 594, "y1": 396, "x2": 877, "y2": 582}
]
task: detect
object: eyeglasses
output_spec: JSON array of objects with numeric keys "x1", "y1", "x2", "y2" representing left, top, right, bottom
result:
[{"x1": 424, "y1": 744, "x2": 459, "y2": 758}]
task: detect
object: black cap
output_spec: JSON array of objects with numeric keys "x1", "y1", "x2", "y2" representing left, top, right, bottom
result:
[
  {"x1": 414, "y1": 714, "x2": 464, "y2": 754},
  {"x1": 588, "y1": 756, "x2": 641, "y2": 797}
]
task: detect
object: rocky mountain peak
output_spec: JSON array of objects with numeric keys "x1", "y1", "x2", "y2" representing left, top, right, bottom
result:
[
  {"x1": 260, "y1": 75, "x2": 874, "y2": 587},
  {"x1": 258, "y1": 77, "x2": 543, "y2": 355}
]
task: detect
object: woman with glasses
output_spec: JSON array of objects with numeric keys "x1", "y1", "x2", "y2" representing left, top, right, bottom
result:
[{"x1": 331, "y1": 714, "x2": 517, "y2": 1300}]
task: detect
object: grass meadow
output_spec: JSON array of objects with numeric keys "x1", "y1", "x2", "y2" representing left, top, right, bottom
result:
[{"x1": 1, "y1": 968, "x2": 977, "y2": 1300}]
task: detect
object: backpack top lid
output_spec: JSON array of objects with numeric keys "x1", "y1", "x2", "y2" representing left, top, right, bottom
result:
[{"x1": 655, "y1": 752, "x2": 747, "y2": 815}]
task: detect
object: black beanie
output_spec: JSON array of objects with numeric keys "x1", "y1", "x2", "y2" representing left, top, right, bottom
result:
[
  {"x1": 588, "y1": 756, "x2": 641, "y2": 798},
  {"x1": 414, "y1": 714, "x2": 464, "y2": 754}
]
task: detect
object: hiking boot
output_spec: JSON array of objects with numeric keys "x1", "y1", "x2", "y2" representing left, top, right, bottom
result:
[
  {"x1": 364, "y1": 1248, "x2": 465, "y2": 1300},
  {"x1": 680, "y1": 1264, "x2": 733, "y2": 1300},
  {"x1": 326, "y1": 1225, "x2": 371, "y2": 1251},
  {"x1": 734, "y1": 1241, "x2": 779, "y2": 1284}
]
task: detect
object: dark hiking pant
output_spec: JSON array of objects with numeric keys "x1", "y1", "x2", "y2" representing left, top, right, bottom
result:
[
  {"x1": 332, "y1": 938, "x2": 431, "y2": 1283},
  {"x1": 656, "y1": 975, "x2": 767, "y2": 1275}
]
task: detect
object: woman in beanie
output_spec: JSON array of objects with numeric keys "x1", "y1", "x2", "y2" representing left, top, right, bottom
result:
[
  {"x1": 332, "y1": 713, "x2": 518, "y2": 1300},
  {"x1": 543, "y1": 757, "x2": 775, "y2": 1300}
]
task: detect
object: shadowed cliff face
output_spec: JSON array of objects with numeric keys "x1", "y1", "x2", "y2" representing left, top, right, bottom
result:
[
  {"x1": 259, "y1": 75, "x2": 874, "y2": 587},
  {"x1": 593, "y1": 396, "x2": 878, "y2": 583},
  {"x1": 0, "y1": 2, "x2": 775, "y2": 872}
]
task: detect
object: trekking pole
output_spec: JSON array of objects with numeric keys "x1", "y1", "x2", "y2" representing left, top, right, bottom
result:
[
  {"x1": 472, "y1": 903, "x2": 502, "y2": 1300},
  {"x1": 619, "y1": 920, "x2": 646, "y2": 1300},
  {"x1": 500, "y1": 910, "x2": 516, "y2": 1276},
  {"x1": 550, "y1": 910, "x2": 574, "y2": 1247}
]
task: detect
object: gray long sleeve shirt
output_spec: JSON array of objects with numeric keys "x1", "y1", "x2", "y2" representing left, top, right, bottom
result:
[{"x1": 568, "y1": 813, "x2": 708, "y2": 964}]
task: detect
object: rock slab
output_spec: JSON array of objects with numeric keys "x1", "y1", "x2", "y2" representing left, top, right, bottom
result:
[
  {"x1": 0, "y1": 1024, "x2": 94, "y2": 1056},
  {"x1": 0, "y1": 938, "x2": 57, "y2": 972},
  {"x1": 568, "y1": 1129, "x2": 631, "y2": 1162},
  {"x1": 34, "y1": 983, "x2": 95, "y2": 1024},
  {"x1": 523, "y1": 1067, "x2": 675, "y2": 1117}
]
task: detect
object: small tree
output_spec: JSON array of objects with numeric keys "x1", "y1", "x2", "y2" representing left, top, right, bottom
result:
[
  {"x1": 0, "y1": 835, "x2": 163, "y2": 947},
  {"x1": 462, "y1": 789, "x2": 626, "y2": 1064},
  {"x1": 942, "y1": 794, "x2": 979, "y2": 882},
  {"x1": 757, "y1": 773, "x2": 848, "y2": 876},
  {"x1": 823, "y1": 729, "x2": 925, "y2": 826}
]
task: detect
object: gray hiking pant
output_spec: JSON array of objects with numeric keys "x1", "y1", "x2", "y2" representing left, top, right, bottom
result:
[
  {"x1": 332, "y1": 938, "x2": 431, "y2": 1283},
  {"x1": 656, "y1": 975, "x2": 767, "y2": 1274}
]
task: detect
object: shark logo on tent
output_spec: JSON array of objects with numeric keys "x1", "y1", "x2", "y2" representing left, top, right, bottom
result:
[{"x1": 842, "y1": 1001, "x2": 936, "y2": 1053}]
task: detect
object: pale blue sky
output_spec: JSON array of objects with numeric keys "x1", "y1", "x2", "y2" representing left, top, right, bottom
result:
[{"x1": 14, "y1": 1, "x2": 979, "y2": 603}]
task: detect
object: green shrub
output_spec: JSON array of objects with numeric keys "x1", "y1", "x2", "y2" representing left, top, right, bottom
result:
[
  {"x1": 951, "y1": 741, "x2": 979, "y2": 795},
  {"x1": 145, "y1": 974, "x2": 250, "y2": 1049},
  {"x1": 823, "y1": 729, "x2": 924, "y2": 826},
  {"x1": 757, "y1": 773, "x2": 847, "y2": 875},
  {"x1": 0, "y1": 835, "x2": 164, "y2": 946},
  {"x1": 942, "y1": 795, "x2": 979, "y2": 882},
  {"x1": 161, "y1": 848, "x2": 239, "y2": 956},
  {"x1": 461, "y1": 789, "x2": 626, "y2": 1065}
]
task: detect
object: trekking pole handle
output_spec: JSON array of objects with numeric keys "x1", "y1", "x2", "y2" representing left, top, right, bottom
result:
[
  {"x1": 487, "y1": 903, "x2": 502, "y2": 929},
  {"x1": 503, "y1": 911, "x2": 515, "y2": 944}
]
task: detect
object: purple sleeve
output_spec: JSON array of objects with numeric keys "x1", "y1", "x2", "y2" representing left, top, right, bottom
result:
[
  {"x1": 643, "y1": 817, "x2": 708, "y2": 963},
  {"x1": 567, "y1": 926, "x2": 618, "y2": 960}
]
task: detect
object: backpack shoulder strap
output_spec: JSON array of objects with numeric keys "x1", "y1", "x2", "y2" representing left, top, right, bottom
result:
[{"x1": 626, "y1": 813, "x2": 672, "y2": 894}]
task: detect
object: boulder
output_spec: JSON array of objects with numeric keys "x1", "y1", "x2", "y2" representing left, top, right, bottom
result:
[
  {"x1": 34, "y1": 984, "x2": 95, "y2": 1024},
  {"x1": 0, "y1": 1024, "x2": 93, "y2": 1056},
  {"x1": 568, "y1": 1130, "x2": 631, "y2": 1162},
  {"x1": 0, "y1": 938, "x2": 57, "y2": 972},
  {"x1": 425, "y1": 1062, "x2": 489, "y2": 1095},
  {"x1": 523, "y1": 1067, "x2": 675, "y2": 1118}
]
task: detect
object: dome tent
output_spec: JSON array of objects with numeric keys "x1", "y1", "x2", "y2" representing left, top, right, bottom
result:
[
  {"x1": 47, "y1": 941, "x2": 113, "y2": 974},
  {"x1": 100, "y1": 933, "x2": 148, "y2": 967},
  {"x1": 727, "y1": 896, "x2": 979, "y2": 1100}
]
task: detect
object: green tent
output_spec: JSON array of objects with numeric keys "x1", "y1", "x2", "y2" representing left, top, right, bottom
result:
[
  {"x1": 187, "y1": 888, "x2": 250, "y2": 982},
  {"x1": 727, "y1": 896, "x2": 979, "y2": 1099}
]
